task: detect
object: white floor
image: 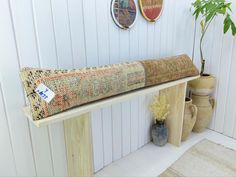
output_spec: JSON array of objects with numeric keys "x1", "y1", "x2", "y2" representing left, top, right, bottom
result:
[{"x1": 94, "y1": 129, "x2": 236, "y2": 177}]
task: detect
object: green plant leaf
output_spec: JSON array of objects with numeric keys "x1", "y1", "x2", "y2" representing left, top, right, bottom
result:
[
  {"x1": 206, "y1": 12, "x2": 215, "y2": 23},
  {"x1": 217, "y1": 8, "x2": 226, "y2": 15},
  {"x1": 193, "y1": 9, "x2": 201, "y2": 20},
  {"x1": 225, "y1": 2, "x2": 232, "y2": 11},
  {"x1": 230, "y1": 18, "x2": 236, "y2": 36},
  {"x1": 223, "y1": 15, "x2": 231, "y2": 33},
  {"x1": 191, "y1": 0, "x2": 236, "y2": 36},
  {"x1": 224, "y1": 22, "x2": 230, "y2": 33}
]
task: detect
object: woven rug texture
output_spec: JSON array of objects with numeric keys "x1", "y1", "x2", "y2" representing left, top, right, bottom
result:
[{"x1": 160, "y1": 139, "x2": 236, "y2": 177}]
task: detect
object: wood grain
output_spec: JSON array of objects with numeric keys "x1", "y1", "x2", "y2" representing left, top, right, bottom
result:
[
  {"x1": 160, "y1": 83, "x2": 187, "y2": 146},
  {"x1": 64, "y1": 113, "x2": 93, "y2": 177}
]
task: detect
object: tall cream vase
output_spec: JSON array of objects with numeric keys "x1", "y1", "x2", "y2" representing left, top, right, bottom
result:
[
  {"x1": 188, "y1": 74, "x2": 216, "y2": 133},
  {"x1": 188, "y1": 74, "x2": 216, "y2": 96}
]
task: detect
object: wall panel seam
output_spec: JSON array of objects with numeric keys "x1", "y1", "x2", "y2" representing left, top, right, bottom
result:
[
  {"x1": 0, "y1": 82, "x2": 18, "y2": 176},
  {"x1": 111, "y1": 106, "x2": 114, "y2": 161},
  {"x1": 223, "y1": 38, "x2": 235, "y2": 134},
  {"x1": 212, "y1": 31, "x2": 224, "y2": 132},
  {"x1": 48, "y1": 129, "x2": 56, "y2": 177},
  {"x1": 209, "y1": 19, "x2": 216, "y2": 73},
  {"x1": 94, "y1": 0, "x2": 100, "y2": 66},
  {"x1": 233, "y1": 108, "x2": 236, "y2": 137},
  {"x1": 31, "y1": 0, "x2": 42, "y2": 67},
  {"x1": 49, "y1": 0, "x2": 59, "y2": 68},
  {"x1": 222, "y1": 38, "x2": 234, "y2": 131},
  {"x1": 65, "y1": 0, "x2": 75, "y2": 68},
  {"x1": 81, "y1": 0, "x2": 88, "y2": 65},
  {"x1": 121, "y1": 105, "x2": 124, "y2": 157},
  {"x1": 101, "y1": 110, "x2": 106, "y2": 166},
  {"x1": 192, "y1": 21, "x2": 197, "y2": 61},
  {"x1": 8, "y1": 0, "x2": 22, "y2": 69}
]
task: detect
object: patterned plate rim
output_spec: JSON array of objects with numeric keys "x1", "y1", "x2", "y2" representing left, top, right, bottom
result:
[
  {"x1": 111, "y1": 0, "x2": 138, "y2": 29},
  {"x1": 138, "y1": 0, "x2": 164, "y2": 22}
]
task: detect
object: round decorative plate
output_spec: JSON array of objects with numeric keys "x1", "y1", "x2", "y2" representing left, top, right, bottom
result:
[
  {"x1": 139, "y1": 0, "x2": 163, "y2": 22},
  {"x1": 111, "y1": 0, "x2": 137, "y2": 29}
]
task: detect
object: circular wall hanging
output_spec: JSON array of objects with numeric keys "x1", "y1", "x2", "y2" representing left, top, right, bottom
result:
[
  {"x1": 139, "y1": 0, "x2": 164, "y2": 22},
  {"x1": 111, "y1": 0, "x2": 137, "y2": 29}
]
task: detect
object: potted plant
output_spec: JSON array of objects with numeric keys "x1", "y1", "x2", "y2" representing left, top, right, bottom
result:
[
  {"x1": 188, "y1": 0, "x2": 236, "y2": 95},
  {"x1": 149, "y1": 94, "x2": 170, "y2": 146}
]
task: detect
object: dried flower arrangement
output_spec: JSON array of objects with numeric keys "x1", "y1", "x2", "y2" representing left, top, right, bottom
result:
[{"x1": 149, "y1": 94, "x2": 170, "y2": 124}]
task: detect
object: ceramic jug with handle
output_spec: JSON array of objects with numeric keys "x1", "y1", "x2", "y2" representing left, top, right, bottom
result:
[{"x1": 182, "y1": 97, "x2": 198, "y2": 141}]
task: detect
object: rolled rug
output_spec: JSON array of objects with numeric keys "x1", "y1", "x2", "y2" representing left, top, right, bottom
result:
[{"x1": 20, "y1": 54, "x2": 199, "y2": 120}]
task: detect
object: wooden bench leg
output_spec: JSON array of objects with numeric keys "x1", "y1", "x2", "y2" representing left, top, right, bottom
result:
[
  {"x1": 160, "y1": 82, "x2": 187, "y2": 146},
  {"x1": 62, "y1": 83, "x2": 186, "y2": 177},
  {"x1": 64, "y1": 113, "x2": 93, "y2": 177}
]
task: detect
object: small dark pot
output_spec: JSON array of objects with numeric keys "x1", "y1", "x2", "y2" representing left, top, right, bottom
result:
[{"x1": 151, "y1": 121, "x2": 168, "y2": 146}]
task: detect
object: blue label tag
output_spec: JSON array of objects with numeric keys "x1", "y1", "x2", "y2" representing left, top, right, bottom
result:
[{"x1": 35, "y1": 83, "x2": 55, "y2": 103}]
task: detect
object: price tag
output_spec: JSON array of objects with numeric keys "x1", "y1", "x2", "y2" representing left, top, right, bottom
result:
[{"x1": 35, "y1": 83, "x2": 55, "y2": 103}]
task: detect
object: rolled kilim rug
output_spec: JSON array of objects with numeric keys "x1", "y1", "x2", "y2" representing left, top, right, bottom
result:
[{"x1": 20, "y1": 54, "x2": 199, "y2": 120}]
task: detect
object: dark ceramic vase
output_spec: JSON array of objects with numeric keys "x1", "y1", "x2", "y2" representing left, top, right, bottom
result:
[{"x1": 151, "y1": 121, "x2": 168, "y2": 146}]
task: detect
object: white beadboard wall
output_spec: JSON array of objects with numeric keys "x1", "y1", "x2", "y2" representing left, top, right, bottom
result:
[{"x1": 0, "y1": 0, "x2": 196, "y2": 176}]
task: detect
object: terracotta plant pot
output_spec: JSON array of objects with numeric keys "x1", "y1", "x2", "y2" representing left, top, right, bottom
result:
[
  {"x1": 192, "y1": 95, "x2": 215, "y2": 133},
  {"x1": 188, "y1": 74, "x2": 216, "y2": 96},
  {"x1": 181, "y1": 97, "x2": 197, "y2": 141}
]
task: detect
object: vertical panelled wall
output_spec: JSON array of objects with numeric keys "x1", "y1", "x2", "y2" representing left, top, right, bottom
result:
[
  {"x1": 0, "y1": 0, "x2": 195, "y2": 176},
  {"x1": 193, "y1": 1, "x2": 236, "y2": 139}
]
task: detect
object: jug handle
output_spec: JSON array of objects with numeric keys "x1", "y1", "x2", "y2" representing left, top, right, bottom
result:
[
  {"x1": 190, "y1": 105, "x2": 198, "y2": 119},
  {"x1": 209, "y1": 98, "x2": 215, "y2": 109}
]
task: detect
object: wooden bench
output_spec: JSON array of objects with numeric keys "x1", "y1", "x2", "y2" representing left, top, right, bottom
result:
[{"x1": 23, "y1": 75, "x2": 199, "y2": 177}]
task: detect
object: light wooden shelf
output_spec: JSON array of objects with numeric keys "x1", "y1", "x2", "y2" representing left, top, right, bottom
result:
[{"x1": 22, "y1": 75, "x2": 199, "y2": 128}]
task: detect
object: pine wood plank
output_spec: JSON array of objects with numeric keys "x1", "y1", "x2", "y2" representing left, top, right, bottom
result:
[
  {"x1": 160, "y1": 83, "x2": 187, "y2": 146},
  {"x1": 64, "y1": 113, "x2": 93, "y2": 177}
]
